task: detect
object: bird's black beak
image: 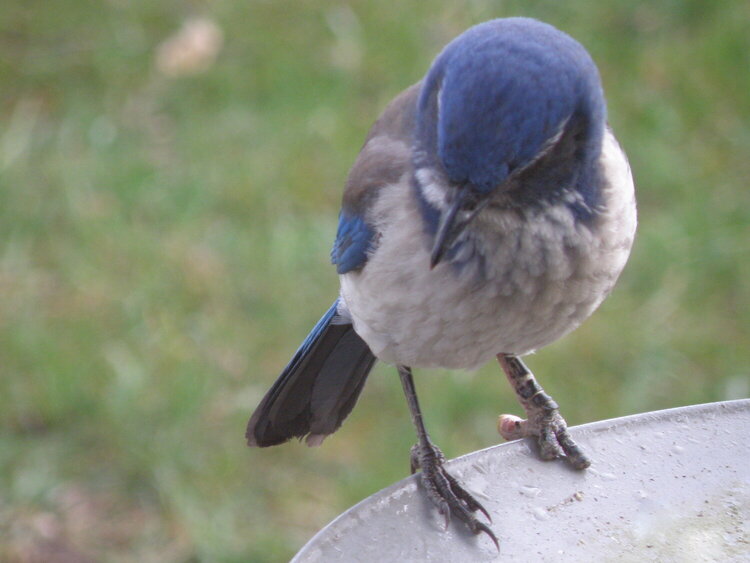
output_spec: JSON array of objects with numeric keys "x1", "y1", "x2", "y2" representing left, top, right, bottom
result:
[{"x1": 430, "y1": 189, "x2": 489, "y2": 269}]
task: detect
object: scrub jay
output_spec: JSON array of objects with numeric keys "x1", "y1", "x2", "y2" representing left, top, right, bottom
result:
[{"x1": 247, "y1": 17, "x2": 637, "y2": 546}]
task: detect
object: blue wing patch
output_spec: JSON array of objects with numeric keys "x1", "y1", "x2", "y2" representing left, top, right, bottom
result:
[{"x1": 331, "y1": 211, "x2": 375, "y2": 274}]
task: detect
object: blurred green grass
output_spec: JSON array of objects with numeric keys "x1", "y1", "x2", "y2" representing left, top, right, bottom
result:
[{"x1": 1, "y1": 1, "x2": 748, "y2": 560}]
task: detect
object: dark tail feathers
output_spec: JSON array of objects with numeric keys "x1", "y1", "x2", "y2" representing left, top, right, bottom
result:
[{"x1": 246, "y1": 301, "x2": 377, "y2": 447}]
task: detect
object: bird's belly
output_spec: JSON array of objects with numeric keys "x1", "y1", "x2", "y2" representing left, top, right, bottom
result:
[{"x1": 341, "y1": 247, "x2": 615, "y2": 370}]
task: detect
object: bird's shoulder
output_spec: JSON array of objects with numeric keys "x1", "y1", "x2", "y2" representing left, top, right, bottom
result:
[{"x1": 331, "y1": 82, "x2": 421, "y2": 274}]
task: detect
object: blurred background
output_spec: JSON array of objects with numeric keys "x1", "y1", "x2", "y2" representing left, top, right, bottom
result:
[{"x1": 1, "y1": 1, "x2": 748, "y2": 561}]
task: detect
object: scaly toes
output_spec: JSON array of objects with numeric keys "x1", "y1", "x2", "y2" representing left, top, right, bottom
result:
[
  {"x1": 497, "y1": 410, "x2": 590, "y2": 469},
  {"x1": 553, "y1": 423, "x2": 590, "y2": 469},
  {"x1": 412, "y1": 442, "x2": 499, "y2": 549}
]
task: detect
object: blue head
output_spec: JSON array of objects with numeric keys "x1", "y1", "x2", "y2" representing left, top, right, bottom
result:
[{"x1": 414, "y1": 18, "x2": 607, "y2": 265}]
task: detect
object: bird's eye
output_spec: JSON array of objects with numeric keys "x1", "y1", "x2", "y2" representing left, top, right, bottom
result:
[{"x1": 461, "y1": 190, "x2": 483, "y2": 212}]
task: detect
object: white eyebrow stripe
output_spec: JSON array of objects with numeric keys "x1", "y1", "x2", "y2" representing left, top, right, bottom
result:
[{"x1": 415, "y1": 167, "x2": 449, "y2": 209}]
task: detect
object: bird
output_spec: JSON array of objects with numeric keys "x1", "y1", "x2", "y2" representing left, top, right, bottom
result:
[{"x1": 246, "y1": 17, "x2": 637, "y2": 547}]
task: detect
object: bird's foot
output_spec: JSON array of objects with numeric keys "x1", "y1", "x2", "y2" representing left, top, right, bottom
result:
[
  {"x1": 496, "y1": 354, "x2": 590, "y2": 470},
  {"x1": 497, "y1": 407, "x2": 590, "y2": 470},
  {"x1": 409, "y1": 441, "x2": 499, "y2": 549}
]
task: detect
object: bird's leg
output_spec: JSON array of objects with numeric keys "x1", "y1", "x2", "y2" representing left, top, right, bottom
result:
[
  {"x1": 496, "y1": 354, "x2": 590, "y2": 470},
  {"x1": 397, "y1": 365, "x2": 498, "y2": 548}
]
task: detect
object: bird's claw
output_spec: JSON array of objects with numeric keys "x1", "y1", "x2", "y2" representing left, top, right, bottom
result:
[
  {"x1": 410, "y1": 441, "x2": 499, "y2": 550},
  {"x1": 498, "y1": 409, "x2": 590, "y2": 469},
  {"x1": 495, "y1": 354, "x2": 590, "y2": 470}
]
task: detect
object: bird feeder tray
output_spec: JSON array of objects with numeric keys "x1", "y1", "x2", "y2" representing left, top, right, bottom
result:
[{"x1": 292, "y1": 399, "x2": 750, "y2": 561}]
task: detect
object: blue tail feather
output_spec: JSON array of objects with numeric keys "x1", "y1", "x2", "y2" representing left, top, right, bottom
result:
[{"x1": 246, "y1": 301, "x2": 376, "y2": 447}]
